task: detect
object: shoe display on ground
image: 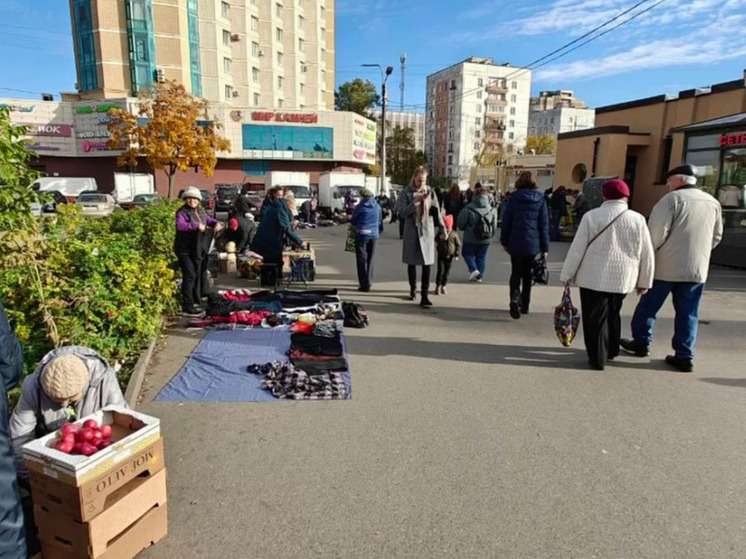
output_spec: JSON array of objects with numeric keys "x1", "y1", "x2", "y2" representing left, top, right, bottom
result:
[
  {"x1": 620, "y1": 338, "x2": 650, "y2": 357},
  {"x1": 665, "y1": 355, "x2": 694, "y2": 372},
  {"x1": 509, "y1": 302, "x2": 521, "y2": 319}
]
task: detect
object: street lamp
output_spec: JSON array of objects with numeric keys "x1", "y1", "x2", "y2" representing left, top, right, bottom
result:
[{"x1": 362, "y1": 63, "x2": 394, "y2": 196}]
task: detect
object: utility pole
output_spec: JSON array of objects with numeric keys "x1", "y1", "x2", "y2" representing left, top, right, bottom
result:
[
  {"x1": 400, "y1": 53, "x2": 406, "y2": 111},
  {"x1": 362, "y1": 64, "x2": 394, "y2": 196}
]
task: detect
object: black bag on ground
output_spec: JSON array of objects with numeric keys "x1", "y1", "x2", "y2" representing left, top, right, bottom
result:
[{"x1": 342, "y1": 302, "x2": 369, "y2": 328}]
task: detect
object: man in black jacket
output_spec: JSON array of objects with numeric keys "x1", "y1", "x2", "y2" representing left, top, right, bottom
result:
[{"x1": 0, "y1": 299, "x2": 27, "y2": 559}]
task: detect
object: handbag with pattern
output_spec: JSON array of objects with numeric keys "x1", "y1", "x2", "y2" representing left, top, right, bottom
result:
[{"x1": 554, "y1": 285, "x2": 580, "y2": 347}]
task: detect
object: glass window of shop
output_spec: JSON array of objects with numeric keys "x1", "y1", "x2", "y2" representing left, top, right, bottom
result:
[
  {"x1": 720, "y1": 147, "x2": 746, "y2": 209},
  {"x1": 684, "y1": 133, "x2": 721, "y2": 197}
]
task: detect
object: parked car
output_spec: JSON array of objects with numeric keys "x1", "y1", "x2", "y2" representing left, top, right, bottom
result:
[
  {"x1": 30, "y1": 190, "x2": 68, "y2": 216},
  {"x1": 178, "y1": 188, "x2": 215, "y2": 213},
  {"x1": 215, "y1": 184, "x2": 240, "y2": 213},
  {"x1": 122, "y1": 193, "x2": 161, "y2": 210},
  {"x1": 76, "y1": 193, "x2": 117, "y2": 217},
  {"x1": 244, "y1": 195, "x2": 264, "y2": 218}
]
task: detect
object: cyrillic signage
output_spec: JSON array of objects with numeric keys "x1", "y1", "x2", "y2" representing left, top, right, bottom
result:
[
  {"x1": 720, "y1": 133, "x2": 746, "y2": 147},
  {"x1": 250, "y1": 112, "x2": 319, "y2": 124}
]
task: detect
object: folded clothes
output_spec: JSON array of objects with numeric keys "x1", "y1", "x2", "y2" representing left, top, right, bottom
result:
[
  {"x1": 209, "y1": 310, "x2": 272, "y2": 325},
  {"x1": 290, "y1": 332, "x2": 343, "y2": 356},
  {"x1": 288, "y1": 349, "x2": 342, "y2": 361},
  {"x1": 290, "y1": 322, "x2": 315, "y2": 334},
  {"x1": 207, "y1": 298, "x2": 283, "y2": 316},
  {"x1": 313, "y1": 321, "x2": 338, "y2": 338},
  {"x1": 290, "y1": 358, "x2": 348, "y2": 374},
  {"x1": 218, "y1": 289, "x2": 252, "y2": 301},
  {"x1": 247, "y1": 361, "x2": 347, "y2": 400}
]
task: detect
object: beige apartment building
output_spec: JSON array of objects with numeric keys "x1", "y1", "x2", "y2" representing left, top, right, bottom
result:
[{"x1": 67, "y1": 0, "x2": 335, "y2": 110}]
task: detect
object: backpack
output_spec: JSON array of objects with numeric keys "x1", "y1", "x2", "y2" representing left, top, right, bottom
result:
[
  {"x1": 469, "y1": 208, "x2": 493, "y2": 241},
  {"x1": 342, "y1": 302, "x2": 369, "y2": 328}
]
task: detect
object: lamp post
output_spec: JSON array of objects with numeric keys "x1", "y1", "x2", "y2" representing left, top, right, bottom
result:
[{"x1": 362, "y1": 63, "x2": 394, "y2": 196}]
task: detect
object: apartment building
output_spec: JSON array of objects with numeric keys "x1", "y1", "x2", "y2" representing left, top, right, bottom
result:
[
  {"x1": 372, "y1": 110, "x2": 425, "y2": 151},
  {"x1": 528, "y1": 90, "x2": 594, "y2": 139},
  {"x1": 530, "y1": 90, "x2": 587, "y2": 112},
  {"x1": 425, "y1": 57, "x2": 532, "y2": 188},
  {"x1": 67, "y1": 0, "x2": 335, "y2": 110}
]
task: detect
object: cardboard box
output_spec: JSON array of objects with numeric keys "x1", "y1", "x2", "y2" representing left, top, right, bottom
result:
[
  {"x1": 22, "y1": 407, "x2": 160, "y2": 487},
  {"x1": 30, "y1": 438, "x2": 165, "y2": 522},
  {"x1": 40, "y1": 503, "x2": 168, "y2": 559},
  {"x1": 35, "y1": 469, "x2": 167, "y2": 558},
  {"x1": 219, "y1": 258, "x2": 237, "y2": 274}
]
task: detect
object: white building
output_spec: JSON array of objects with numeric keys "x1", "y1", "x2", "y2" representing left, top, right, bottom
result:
[
  {"x1": 372, "y1": 110, "x2": 425, "y2": 151},
  {"x1": 425, "y1": 57, "x2": 532, "y2": 188},
  {"x1": 528, "y1": 107, "x2": 595, "y2": 138}
]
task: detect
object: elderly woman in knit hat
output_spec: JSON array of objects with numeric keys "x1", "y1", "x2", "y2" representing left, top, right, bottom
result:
[
  {"x1": 10, "y1": 346, "x2": 128, "y2": 479},
  {"x1": 350, "y1": 188, "x2": 383, "y2": 292},
  {"x1": 560, "y1": 179, "x2": 655, "y2": 371}
]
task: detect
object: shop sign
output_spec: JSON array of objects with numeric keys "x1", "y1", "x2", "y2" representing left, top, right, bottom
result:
[
  {"x1": 230, "y1": 110, "x2": 243, "y2": 122},
  {"x1": 720, "y1": 132, "x2": 746, "y2": 147},
  {"x1": 28, "y1": 142, "x2": 60, "y2": 152},
  {"x1": 250, "y1": 112, "x2": 319, "y2": 124},
  {"x1": 75, "y1": 103, "x2": 124, "y2": 115},
  {"x1": 81, "y1": 140, "x2": 118, "y2": 152},
  {"x1": 24, "y1": 124, "x2": 73, "y2": 137},
  {"x1": 77, "y1": 130, "x2": 111, "y2": 139},
  {"x1": 0, "y1": 103, "x2": 34, "y2": 113}
]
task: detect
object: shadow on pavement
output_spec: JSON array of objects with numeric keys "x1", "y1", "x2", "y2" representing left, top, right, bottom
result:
[{"x1": 699, "y1": 377, "x2": 746, "y2": 388}]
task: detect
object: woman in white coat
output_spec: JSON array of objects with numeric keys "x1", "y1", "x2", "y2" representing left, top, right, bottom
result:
[{"x1": 560, "y1": 179, "x2": 655, "y2": 371}]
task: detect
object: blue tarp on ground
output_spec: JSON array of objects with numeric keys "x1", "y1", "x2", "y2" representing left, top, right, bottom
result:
[{"x1": 154, "y1": 328, "x2": 351, "y2": 402}]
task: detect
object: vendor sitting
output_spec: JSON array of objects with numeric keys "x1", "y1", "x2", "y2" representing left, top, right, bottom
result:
[
  {"x1": 10, "y1": 346, "x2": 128, "y2": 479},
  {"x1": 226, "y1": 214, "x2": 256, "y2": 254}
]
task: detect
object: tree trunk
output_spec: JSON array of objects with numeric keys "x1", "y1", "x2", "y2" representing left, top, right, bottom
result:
[{"x1": 167, "y1": 170, "x2": 175, "y2": 199}]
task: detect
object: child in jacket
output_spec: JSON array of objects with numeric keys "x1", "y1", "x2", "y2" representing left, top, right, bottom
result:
[{"x1": 434, "y1": 214, "x2": 462, "y2": 295}]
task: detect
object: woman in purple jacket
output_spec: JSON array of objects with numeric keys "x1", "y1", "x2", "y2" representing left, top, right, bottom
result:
[{"x1": 174, "y1": 187, "x2": 223, "y2": 316}]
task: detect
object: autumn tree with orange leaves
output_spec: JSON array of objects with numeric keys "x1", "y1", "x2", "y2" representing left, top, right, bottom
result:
[{"x1": 107, "y1": 80, "x2": 231, "y2": 198}]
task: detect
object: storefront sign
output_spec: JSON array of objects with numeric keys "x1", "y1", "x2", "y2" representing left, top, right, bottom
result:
[
  {"x1": 720, "y1": 132, "x2": 746, "y2": 147},
  {"x1": 0, "y1": 103, "x2": 34, "y2": 113},
  {"x1": 230, "y1": 110, "x2": 243, "y2": 122},
  {"x1": 250, "y1": 112, "x2": 319, "y2": 124},
  {"x1": 75, "y1": 103, "x2": 124, "y2": 115},
  {"x1": 77, "y1": 130, "x2": 111, "y2": 139},
  {"x1": 25, "y1": 124, "x2": 72, "y2": 137},
  {"x1": 28, "y1": 142, "x2": 60, "y2": 151},
  {"x1": 81, "y1": 140, "x2": 117, "y2": 152}
]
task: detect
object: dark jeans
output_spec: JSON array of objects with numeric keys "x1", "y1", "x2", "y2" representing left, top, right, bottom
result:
[
  {"x1": 580, "y1": 288, "x2": 626, "y2": 368},
  {"x1": 355, "y1": 238, "x2": 376, "y2": 290},
  {"x1": 407, "y1": 265, "x2": 431, "y2": 294},
  {"x1": 436, "y1": 257, "x2": 453, "y2": 287},
  {"x1": 177, "y1": 252, "x2": 200, "y2": 310},
  {"x1": 630, "y1": 280, "x2": 704, "y2": 359},
  {"x1": 551, "y1": 210, "x2": 563, "y2": 241},
  {"x1": 509, "y1": 255, "x2": 535, "y2": 311},
  {"x1": 462, "y1": 243, "x2": 489, "y2": 278}
]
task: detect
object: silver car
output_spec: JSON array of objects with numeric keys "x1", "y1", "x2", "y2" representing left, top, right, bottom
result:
[{"x1": 76, "y1": 193, "x2": 117, "y2": 217}]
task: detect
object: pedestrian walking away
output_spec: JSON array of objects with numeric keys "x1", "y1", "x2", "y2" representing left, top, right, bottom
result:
[
  {"x1": 443, "y1": 183, "x2": 465, "y2": 219},
  {"x1": 457, "y1": 185, "x2": 497, "y2": 284},
  {"x1": 397, "y1": 166, "x2": 445, "y2": 308},
  {"x1": 620, "y1": 164, "x2": 723, "y2": 372},
  {"x1": 434, "y1": 214, "x2": 462, "y2": 295},
  {"x1": 350, "y1": 188, "x2": 383, "y2": 292},
  {"x1": 560, "y1": 179, "x2": 655, "y2": 371},
  {"x1": 550, "y1": 185, "x2": 568, "y2": 241},
  {"x1": 500, "y1": 171, "x2": 550, "y2": 318}
]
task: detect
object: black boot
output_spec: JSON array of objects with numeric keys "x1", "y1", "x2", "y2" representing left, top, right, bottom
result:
[
  {"x1": 420, "y1": 293, "x2": 433, "y2": 308},
  {"x1": 408, "y1": 286, "x2": 416, "y2": 300}
]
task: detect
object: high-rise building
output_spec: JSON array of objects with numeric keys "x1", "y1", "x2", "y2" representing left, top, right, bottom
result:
[
  {"x1": 67, "y1": 0, "x2": 335, "y2": 110},
  {"x1": 530, "y1": 90, "x2": 587, "y2": 112},
  {"x1": 371, "y1": 110, "x2": 425, "y2": 151},
  {"x1": 528, "y1": 90, "x2": 594, "y2": 139},
  {"x1": 425, "y1": 57, "x2": 532, "y2": 188}
]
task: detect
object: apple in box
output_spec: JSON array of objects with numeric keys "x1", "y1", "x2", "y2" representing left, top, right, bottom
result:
[{"x1": 52, "y1": 421, "x2": 115, "y2": 456}]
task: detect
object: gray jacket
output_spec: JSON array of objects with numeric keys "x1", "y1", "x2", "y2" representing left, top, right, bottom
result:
[
  {"x1": 456, "y1": 194, "x2": 498, "y2": 245},
  {"x1": 397, "y1": 185, "x2": 445, "y2": 266},
  {"x1": 10, "y1": 346, "x2": 128, "y2": 478}
]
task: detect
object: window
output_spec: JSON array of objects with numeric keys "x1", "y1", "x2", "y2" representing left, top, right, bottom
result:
[
  {"x1": 320, "y1": 6, "x2": 325, "y2": 18},
  {"x1": 225, "y1": 85, "x2": 233, "y2": 100},
  {"x1": 223, "y1": 57, "x2": 231, "y2": 73},
  {"x1": 509, "y1": 120, "x2": 514, "y2": 127},
  {"x1": 298, "y1": 38, "x2": 305, "y2": 52},
  {"x1": 277, "y1": 51, "x2": 283, "y2": 65},
  {"x1": 511, "y1": 94, "x2": 516, "y2": 102},
  {"x1": 448, "y1": 155, "x2": 453, "y2": 164},
  {"x1": 278, "y1": 76, "x2": 284, "y2": 89},
  {"x1": 252, "y1": 67, "x2": 259, "y2": 82},
  {"x1": 476, "y1": 91, "x2": 482, "y2": 99},
  {"x1": 321, "y1": 48, "x2": 326, "y2": 60},
  {"x1": 252, "y1": 41, "x2": 259, "y2": 57},
  {"x1": 449, "y1": 106, "x2": 454, "y2": 114},
  {"x1": 298, "y1": 15, "x2": 304, "y2": 29},
  {"x1": 475, "y1": 130, "x2": 480, "y2": 138},
  {"x1": 320, "y1": 27, "x2": 326, "y2": 42},
  {"x1": 474, "y1": 142, "x2": 481, "y2": 151},
  {"x1": 254, "y1": 92, "x2": 260, "y2": 106},
  {"x1": 223, "y1": 30, "x2": 231, "y2": 45},
  {"x1": 276, "y1": 28, "x2": 283, "y2": 41},
  {"x1": 251, "y1": 16, "x2": 258, "y2": 30},
  {"x1": 221, "y1": 1, "x2": 230, "y2": 18},
  {"x1": 509, "y1": 132, "x2": 514, "y2": 140},
  {"x1": 478, "y1": 78, "x2": 483, "y2": 86},
  {"x1": 300, "y1": 83, "x2": 305, "y2": 95},
  {"x1": 476, "y1": 104, "x2": 481, "y2": 113},
  {"x1": 510, "y1": 107, "x2": 516, "y2": 115},
  {"x1": 475, "y1": 117, "x2": 481, "y2": 125},
  {"x1": 276, "y1": 2, "x2": 282, "y2": 16},
  {"x1": 511, "y1": 81, "x2": 517, "y2": 89}
]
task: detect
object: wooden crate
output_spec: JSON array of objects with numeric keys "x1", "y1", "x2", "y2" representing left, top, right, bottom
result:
[
  {"x1": 35, "y1": 469, "x2": 167, "y2": 558},
  {"x1": 30, "y1": 438, "x2": 164, "y2": 522}
]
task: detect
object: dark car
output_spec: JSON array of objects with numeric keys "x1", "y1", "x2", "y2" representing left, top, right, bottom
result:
[
  {"x1": 215, "y1": 184, "x2": 240, "y2": 213},
  {"x1": 123, "y1": 193, "x2": 161, "y2": 210}
]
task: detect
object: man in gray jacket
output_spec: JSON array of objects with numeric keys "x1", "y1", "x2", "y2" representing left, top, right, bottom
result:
[
  {"x1": 621, "y1": 164, "x2": 723, "y2": 372},
  {"x1": 10, "y1": 346, "x2": 128, "y2": 479}
]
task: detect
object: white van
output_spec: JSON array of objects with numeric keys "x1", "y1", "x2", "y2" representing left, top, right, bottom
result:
[{"x1": 32, "y1": 177, "x2": 98, "y2": 202}]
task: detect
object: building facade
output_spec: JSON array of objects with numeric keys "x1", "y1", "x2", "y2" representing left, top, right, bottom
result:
[
  {"x1": 68, "y1": 0, "x2": 335, "y2": 110},
  {"x1": 530, "y1": 90, "x2": 587, "y2": 112},
  {"x1": 372, "y1": 110, "x2": 425, "y2": 151},
  {"x1": 425, "y1": 57, "x2": 532, "y2": 189},
  {"x1": 528, "y1": 107, "x2": 595, "y2": 138}
]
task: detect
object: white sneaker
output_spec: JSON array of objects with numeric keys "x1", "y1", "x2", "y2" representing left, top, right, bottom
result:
[{"x1": 469, "y1": 270, "x2": 480, "y2": 282}]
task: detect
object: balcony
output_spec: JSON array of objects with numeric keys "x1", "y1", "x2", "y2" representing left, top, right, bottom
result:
[
  {"x1": 486, "y1": 83, "x2": 508, "y2": 94},
  {"x1": 486, "y1": 96, "x2": 507, "y2": 105},
  {"x1": 484, "y1": 119, "x2": 506, "y2": 131}
]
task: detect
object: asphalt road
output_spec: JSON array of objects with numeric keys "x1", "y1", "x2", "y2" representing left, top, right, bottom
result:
[{"x1": 138, "y1": 223, "x2": 746, "y2": 559}]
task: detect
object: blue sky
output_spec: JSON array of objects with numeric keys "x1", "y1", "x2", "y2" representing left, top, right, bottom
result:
[{"x1": 1, "y1": 0, "x2": 745, "y2": 112}]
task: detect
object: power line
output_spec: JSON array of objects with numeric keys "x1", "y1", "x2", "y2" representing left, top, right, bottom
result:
[
  {"x1": 0, "y1": 22, "x2": 70, "y2": 36},
  {"x1": 0, "y1": 87, "x2": 56, "y2": 98}
]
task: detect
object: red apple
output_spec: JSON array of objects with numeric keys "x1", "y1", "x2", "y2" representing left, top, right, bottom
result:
[
  {"x1": 99, "y1": 425, "x2": 113, "y2": 438},
  {"x1": 97, "y1": 440, "x2": 112, "y2": 450},
  {"x1": 72, "y1": 443, "x2": 85, "y2": 455},
  {"x1": 83, "y1": 419, "x2": 99, "y2": 430},
  {"x1": 90, "y1": 431, "x2": 104, "y2": 446},
  {"x1": 79, "y1": 443, "x2": 97, "y2": 456},
  {"x1": 77, "y1": 429, "x2": 94, "y2": 443},
  {"x1": 57, "y1": 441, "x2": 75, "y2": 454},
  {"x1": 61, "y1": 434, "x2": 76, "y2": 444},
  {"x1": 60, "y1": 423, "x2": 79, "y2": 437}
]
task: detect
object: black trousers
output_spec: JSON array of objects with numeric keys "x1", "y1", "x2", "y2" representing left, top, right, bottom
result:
[
  {"x1": 260, "y1": 251, "x2": 283, "y2": 287},
  {"x1": 398, "y1": 219, "x2": 405, "y2": 239},
  {"x1": 408, "y1": 265, "x2": 431, "y2": 294},
  {"x1": 509, "y1": 255, "x2": 535, "y2": 310},
  {"x1": 579, "y1": 288, "x2": 626, "y2": 368},
  {"x1": 355, "y1": 238, "x2": 376, "y2": 290},
  {"x1": 177, "y1": 252, "x2": 200, "y2": 310},
  {"x1": 436, "y1": 257, "x2": 453, "y2": 287}
]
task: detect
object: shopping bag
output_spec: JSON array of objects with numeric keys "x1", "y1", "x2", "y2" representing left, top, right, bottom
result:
[
  {"x1": 345, "y1": 225, "x2": 356, "y2": 253},
  {"x1": 554, "y1": 285, "x2": 580, "y2": 347},
  {"x1": 531, "y1": 256, "x2": 549, "y2": 285}
]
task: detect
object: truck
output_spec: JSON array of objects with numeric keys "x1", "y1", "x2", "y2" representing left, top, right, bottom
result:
[
  {"x1": 318, "y1": 171, "x2": 368, "y2": 216},
  {"x1": 264, "y1": 171, "x2": 312, "y2": 211},
  {"x1": 32, "y1": 176, "x2": 98, "y2": 202},
  {"x1": 112, "y1": 173, "x2": 155, "y2": 203}
]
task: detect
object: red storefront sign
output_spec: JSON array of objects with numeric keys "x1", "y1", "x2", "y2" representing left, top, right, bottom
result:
[
  {"x1": 250, "y1": 112, "x2": 318, "y2": 124},
  {"x1": 26, "y1": 124, "x2": 73, "y2": 137},
  {"x1": 719, "y1": 132, "x2": 746, "y2": 147}
]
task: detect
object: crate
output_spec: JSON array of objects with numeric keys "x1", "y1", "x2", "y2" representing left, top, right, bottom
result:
[
  {"x1": 29, "y1": 438, "x2": 164, "y2": 522},
  {"x1": 39, "y1": 503, "x2": 167, "y2": 559},
  {"x1": 35, "y1": 469, "x2": 167, "y2": 558},
  {"x1": 22, "y1": 407, "x2": 160, "y2": 487}
]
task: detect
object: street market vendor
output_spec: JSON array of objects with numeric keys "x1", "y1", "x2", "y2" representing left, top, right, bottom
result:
[
  {"x1": 9, "y1": 346, "x2": 128, "y2": 480},
  {"x1": 226, "y1": 214, "x2": 256, "y2": 254}
]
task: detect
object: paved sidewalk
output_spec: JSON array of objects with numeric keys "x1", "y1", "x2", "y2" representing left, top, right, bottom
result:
[{"x1": 139, "y1": 224, "x2": 746, "y2": 559}]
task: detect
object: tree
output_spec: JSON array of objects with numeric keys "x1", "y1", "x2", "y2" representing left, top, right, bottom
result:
[
  {"x1": 524, "y1": 134, "x2": 556, "y2": 155},
  {"x1": 385, "y1": 126, "x2": 427, "y2": 186},
  {"x1": 108, "y1": 80, "x2": 231, "y2": 198},
  {"x1": 334, "y1": 78, "x2": 380, "y2": 117}
]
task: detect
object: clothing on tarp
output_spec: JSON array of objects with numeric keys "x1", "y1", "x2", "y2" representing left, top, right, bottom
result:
[
  {"x1": 289, "y1": 359, "x2": 349, "y2": 375},
  {"x1": 289, "y1": 333, "x2": 344, "y2": 357},
  {"x1": 247, "y1": 361, "x2": 348, "y2": 400}
]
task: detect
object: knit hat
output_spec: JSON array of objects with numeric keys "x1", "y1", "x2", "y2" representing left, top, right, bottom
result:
[
  {"x1": 41, "y1": 355, "x2": 88, "y2": 401},
  {"x1": 360, "y1": 188, "x2": 374, "y2": 198},
  {"x1": 182, "y1": 186, "x2": 202, "y2": 201},
  {"x1": 228, "y1": 218, "x2": 239, "y2": 231},
  {"x1": 602, "y1": 179, "x2": 630, "y2": 200},
  {"x1": 443, "y1": 214, "x2": 454, "y2": 230},
  {"x1": 664, "y1": 164, "x2": 698, "y2": 180}
]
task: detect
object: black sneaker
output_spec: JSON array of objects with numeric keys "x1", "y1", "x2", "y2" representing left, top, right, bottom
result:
[
  {"x1": 665, "y1": 355, "x2": 693, "y2": 373},
  {"x1": 509, "y1": 302, "x2": 521, "y2": 319},
  {"x1": 520, "y1": 307, "x2": 529, "y2": 315},
  {"x1": 620, "y1": 338, "x2": 650, "y2": 357},
  {"x1": 408, "y1": 289, "x2": 416, "y2": 301},
  {"x1": 182, "y1": 306, "x2": 205, "y2": 317},
  {"x1": 420, "y1": 296, "x2": 433, "y2": 308}
]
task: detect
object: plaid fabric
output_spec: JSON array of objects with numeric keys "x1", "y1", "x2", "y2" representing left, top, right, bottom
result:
[{"x1": 247, "y1": 361, "x2": 347, "y2": 400}]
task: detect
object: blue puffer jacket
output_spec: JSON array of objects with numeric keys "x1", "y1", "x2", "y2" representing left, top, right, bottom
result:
[
  {"x1": 500, "y1": 189, "x2": 550, "y2": 256},
  {"x1": 350, "y1": 197, "x2": 382, "y2": 242}
]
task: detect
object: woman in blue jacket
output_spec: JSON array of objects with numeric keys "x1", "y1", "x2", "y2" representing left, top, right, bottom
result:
[
  {"x1": 350, "y1": 189, "x2": 383, "y2": 292},
  {"x1": 500, "y1": 172, "x2": 550, "y2": 319}
]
